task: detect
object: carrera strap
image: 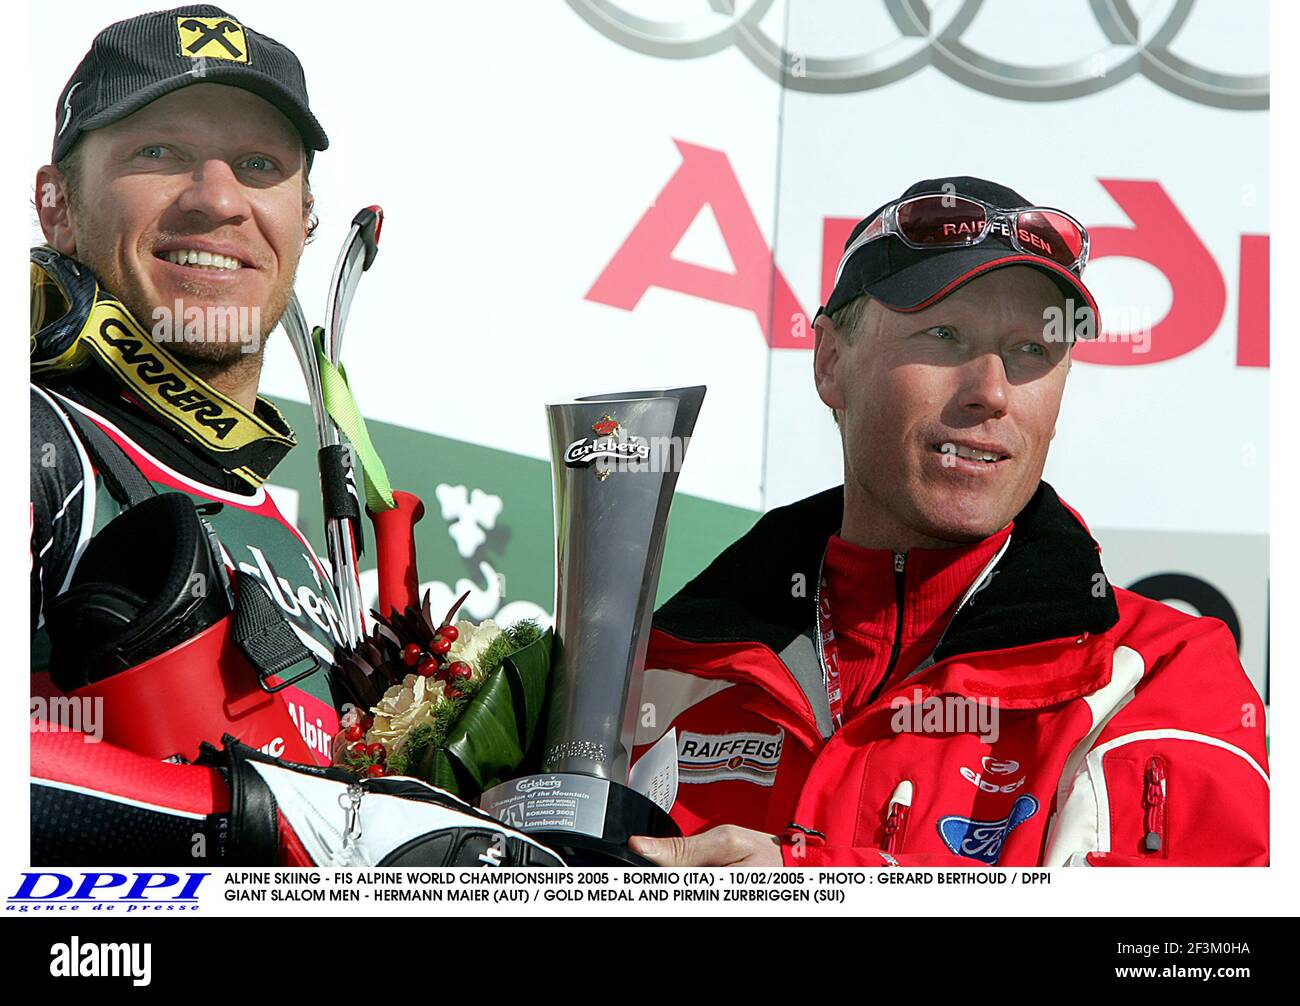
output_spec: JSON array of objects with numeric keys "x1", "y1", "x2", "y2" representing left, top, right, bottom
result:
[{"x1": 31, "y1": 249, "x2": 297, "y2": 489}]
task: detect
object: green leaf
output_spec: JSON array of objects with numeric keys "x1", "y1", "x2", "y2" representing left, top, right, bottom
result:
[
  {"x1": 421, "y1": 627, "x2": 553, "y2": 798},
  {"x1": 422, "y1": 748, "x2": 463, "y2": 793},
  {"x1": 504, "y1": 627, "x2": 551, "y2": 752}
]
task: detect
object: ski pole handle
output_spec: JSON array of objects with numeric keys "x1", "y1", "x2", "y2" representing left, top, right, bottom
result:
[{"x1": 368, "y1": 490, "x2": 425, "y2": 617}]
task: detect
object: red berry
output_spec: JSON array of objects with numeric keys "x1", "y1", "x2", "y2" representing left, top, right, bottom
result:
[
  {"x1": 449, "y1": 660, "x2": 473, "y2": 681},
  {"x1": 345, "y1": 723, "x2": 364, "y2": 742},
  {"x1": 360, "y1": 715, "x2": 374, "y2": 731},
  {"x1": 430, "y1": 636, "x2": 452, "y2": 656},
  {"x1": 445, "y1": 686, "x2": 463, "y2": 700},
  {"x1": 402, "y1": 643, "x2": 423, "y2": 666},
  {"x1": 349, "y1": 742, "x2": 367, "y2": 757},
  {"x1": 439, "y1": 625, "x2": 459, "y2": 642},
  {"x1": 417, "y1": 656, "x2": 438, "y2": 677},
  {"x1": 366, "y1": 743, "x2": 386, "y2": 762},
  {"x1": 366, "y1": 764, "x2": 385, "y2": 778}
]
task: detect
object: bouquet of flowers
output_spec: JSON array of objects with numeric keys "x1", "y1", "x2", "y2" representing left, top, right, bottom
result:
[{"x1": 328, "y1": 591, "x2": 551, "y2": 799}]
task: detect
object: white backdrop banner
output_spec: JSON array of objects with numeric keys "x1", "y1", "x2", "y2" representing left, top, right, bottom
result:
[{"x1": 30, "y1": 0, "x2": 1269, "y2": 697}]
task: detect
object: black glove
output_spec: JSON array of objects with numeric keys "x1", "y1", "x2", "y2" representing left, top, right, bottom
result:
[{"x1": 202, "y1": 736, "x2": 564, "y2": 867}]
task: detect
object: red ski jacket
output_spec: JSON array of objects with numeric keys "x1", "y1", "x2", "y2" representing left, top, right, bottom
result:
[{"x1": 633, "y1": 483, "x2": 1268, "y2": 867}]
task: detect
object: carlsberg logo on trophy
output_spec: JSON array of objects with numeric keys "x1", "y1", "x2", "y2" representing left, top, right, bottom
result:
[{"x1": 480, "y1": 386, "x2": 705, "y2": 864}]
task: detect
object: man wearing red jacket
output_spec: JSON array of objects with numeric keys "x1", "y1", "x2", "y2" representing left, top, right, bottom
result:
[{"x1": 629, "y1": 177, "x2": 1269, "y2": 868}]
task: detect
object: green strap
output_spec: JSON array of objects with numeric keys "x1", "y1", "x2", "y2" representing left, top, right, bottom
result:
[{"x1": 313, "y1": 326, "x2": 396, "y2": 512}]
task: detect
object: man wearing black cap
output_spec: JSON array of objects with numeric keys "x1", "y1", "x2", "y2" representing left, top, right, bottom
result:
[
  {"x1": 28, "y1": 8, "x2": 563, "y2": 868},
  {"x1": 628, "y1": 178, "x2": 1268, "y2": 868}
]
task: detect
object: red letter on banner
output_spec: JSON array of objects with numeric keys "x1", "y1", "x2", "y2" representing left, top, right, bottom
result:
[
  {"x1": 585, "y1": 140, "x2": 807, "y2": 348},
  {"x1": 1072, "y1": 179, "x2": 1225, "y2": 366},
  {"x1": 1237, "y1": 234, "x2": 1268, "y2": 368},
  {"x1": 821, "y1": 217, "x2": 859, "y2": 309}
]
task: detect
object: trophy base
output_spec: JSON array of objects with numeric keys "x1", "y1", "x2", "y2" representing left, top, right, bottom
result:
[{"x1": 480, "y1": 774, "x2": 679, "y2": 867}]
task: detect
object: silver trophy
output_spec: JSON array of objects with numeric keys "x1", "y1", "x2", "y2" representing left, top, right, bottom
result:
[{"x1": 480, "y1": 386, "x2": 705, "y2": 864}]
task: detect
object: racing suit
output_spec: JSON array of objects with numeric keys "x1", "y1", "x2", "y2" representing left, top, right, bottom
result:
[
  {"x1": 633, "y1": 483, "x2": 1269, "y2": 867},
  {"x1": 29, "y1": 250, "x2": 559, "y2": 866}
]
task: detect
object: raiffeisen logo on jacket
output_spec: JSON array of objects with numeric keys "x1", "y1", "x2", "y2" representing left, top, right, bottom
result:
[{"x1": 677, "y1": 730, "x2": 784, "y2": 786}]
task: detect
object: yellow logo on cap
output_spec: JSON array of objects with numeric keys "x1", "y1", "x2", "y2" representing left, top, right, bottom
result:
[{"x1": 176, "y1": 16, "x2": 250, "y2": 63}]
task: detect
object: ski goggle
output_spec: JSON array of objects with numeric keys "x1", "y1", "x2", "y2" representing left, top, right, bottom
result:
[{"x1": 833, "y1": 194, "x2": 1090, "y2": 285}]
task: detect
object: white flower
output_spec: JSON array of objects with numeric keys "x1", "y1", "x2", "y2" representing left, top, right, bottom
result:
[
  {"x1": 350, "y1": 617, "x2": 505, "y2": 761},
  {"x1": 447, "y1": 618, "x2": 502, "y2": 678},
  {"x1": 366, "y1": 673, "x2": 447, "y2": 754}
]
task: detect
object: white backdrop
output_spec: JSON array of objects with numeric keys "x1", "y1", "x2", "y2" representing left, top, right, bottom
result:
[{"x1": 29, "y1": 0, "x2": 1269, "y2": 695}]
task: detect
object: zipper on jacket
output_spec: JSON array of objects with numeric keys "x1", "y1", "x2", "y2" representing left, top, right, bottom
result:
[
  {"x1": 1142, "y1": 757, "x2": 1167, "y2": 855},
  {"x1": 883, "y1": 780, "x2": 913, "y2": 856},
  {"x1": 868, "y1": 552, "x2": 907, "y2": 704}
]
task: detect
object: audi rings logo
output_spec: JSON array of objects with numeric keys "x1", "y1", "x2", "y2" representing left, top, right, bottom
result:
[{"x1": 566, "y1": 0, "x2": 1266, "y2": 109}]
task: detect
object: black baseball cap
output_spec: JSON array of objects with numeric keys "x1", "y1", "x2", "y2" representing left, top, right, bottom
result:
[
  {"x1": 52, "y1": 5, "x2": 328, "y2": 168},
  {"x1": 820, "y1": 176, "x2": 1100, "y2": 336}
]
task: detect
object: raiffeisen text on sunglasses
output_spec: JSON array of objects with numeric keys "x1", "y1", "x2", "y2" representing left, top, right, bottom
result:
[
  {"x1": 839, "y1": 195, "x2": 1088, "y2": 277},
  {"x1": 818, "y1": 176, "x2": 1101, "y2": 340}
]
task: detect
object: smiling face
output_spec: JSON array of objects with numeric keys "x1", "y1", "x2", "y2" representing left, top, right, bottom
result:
[
  {"x1": 813, "y1": 266, "x2": 1073, "y2": 549},
  {"x1": 41, "y1": 83, "x2": 311, "y2": 373}
]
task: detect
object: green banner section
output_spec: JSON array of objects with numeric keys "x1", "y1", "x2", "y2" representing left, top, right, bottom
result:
[{"x1": 267, "y1": 397, "x2": 760, "y2": 618}]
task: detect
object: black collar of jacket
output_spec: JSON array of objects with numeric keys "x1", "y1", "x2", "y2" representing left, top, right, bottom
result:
[{"x1": 654, "y1": 481, "x2": 1120, "y2": 662}]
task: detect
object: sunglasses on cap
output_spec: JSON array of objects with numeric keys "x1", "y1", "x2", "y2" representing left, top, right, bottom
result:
[{"x1": 833, "y1": 194, "x2": 1090, "y2": 284}]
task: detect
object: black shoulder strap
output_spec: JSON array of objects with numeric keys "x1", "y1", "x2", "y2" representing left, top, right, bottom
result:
[
  {"x1": 53, "y1": 395, "x2": 156, "y2": 508},
  {"x1": 231, "y1": 569, "x2": 321, "y2": 691}
]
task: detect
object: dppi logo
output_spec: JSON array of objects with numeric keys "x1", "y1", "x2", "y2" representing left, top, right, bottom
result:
[
  {"x1": 8, "y1": 872, "x2": 207, "y2": 913},
  {"x1": 586, "y1": 140, "x2": 1268, "y2": 368}
]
